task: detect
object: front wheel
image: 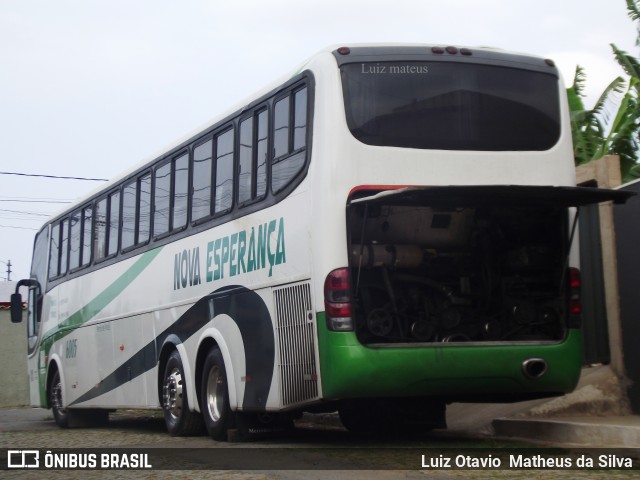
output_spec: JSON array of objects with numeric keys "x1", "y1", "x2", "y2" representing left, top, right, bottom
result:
[
  {"x1": 49, "y1": 370, "x2": 69, "y2": 428},
  {"x1": 162, "y1": 350, "x2": 203, "y2": 436},
  {"x1": 201, "y1": 347, "x2": 234, "y2": 441}
]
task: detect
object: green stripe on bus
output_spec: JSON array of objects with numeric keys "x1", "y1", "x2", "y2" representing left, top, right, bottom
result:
[{"x1": 42, "y1": 247, "x2": 163, "y2": 343}]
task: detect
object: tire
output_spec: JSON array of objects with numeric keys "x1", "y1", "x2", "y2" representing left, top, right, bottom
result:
[
  {"x1": 200, "y1": 347, "x2": 234, "y2": 441},
  {"x1": 162, "y1": 350, "x2": 203, "y2": 436},
  {"x1": 49, "y1": 370, "x2": 69, "y2": 428}
]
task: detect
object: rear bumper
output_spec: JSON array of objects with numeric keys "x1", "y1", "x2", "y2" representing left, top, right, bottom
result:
[{"x1": 316, "y1": 312, "x2": 582, "y2": 401}]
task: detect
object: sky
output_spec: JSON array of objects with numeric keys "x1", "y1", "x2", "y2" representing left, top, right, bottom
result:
[{"x1": 0, "y1": 0, "x2": 637, "y2": 282}]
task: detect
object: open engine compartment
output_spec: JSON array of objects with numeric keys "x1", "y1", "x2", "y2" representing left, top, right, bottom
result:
[{"x1": 348, "y1": 191, "x2": 571, "y2": 345}]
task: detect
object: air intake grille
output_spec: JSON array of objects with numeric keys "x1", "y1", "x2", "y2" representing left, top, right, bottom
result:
[{"x1": 273, "y1": 282, "x2": 319, "y2": 407}]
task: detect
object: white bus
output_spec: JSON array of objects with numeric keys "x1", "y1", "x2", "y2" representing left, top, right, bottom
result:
[{"x1": 11, "y1": 44, "x2": 630, "y2": 439}]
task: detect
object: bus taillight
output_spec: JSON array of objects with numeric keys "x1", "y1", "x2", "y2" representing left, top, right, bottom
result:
[
  {"x1": 324, "y1": 268, "x2": 354, "y2": 331},
  {"x1": 568, "y1": 267, "x2": 582, "y2": 324}
]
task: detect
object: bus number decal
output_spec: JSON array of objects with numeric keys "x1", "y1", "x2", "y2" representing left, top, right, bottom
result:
[{"x1": 65, "y1": 339, "x2": 77, "y2": 359}]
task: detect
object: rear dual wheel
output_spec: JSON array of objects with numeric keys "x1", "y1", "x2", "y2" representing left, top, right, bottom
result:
[{"x1": 200, "y1": 347, "x2": 233, "y2": 441}]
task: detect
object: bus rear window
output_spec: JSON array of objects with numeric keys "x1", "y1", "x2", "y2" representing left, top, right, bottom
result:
[{"x1": 340, "y1": 62, "x2": 560, "y2": 151}]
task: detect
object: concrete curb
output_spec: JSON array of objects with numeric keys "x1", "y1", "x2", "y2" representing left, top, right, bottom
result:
[{"x1": 492, "y1": 417, "x2": 640, "y2": 447}]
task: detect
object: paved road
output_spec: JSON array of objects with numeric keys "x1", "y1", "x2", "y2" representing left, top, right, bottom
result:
[{"x1": 0, "y1": 408, "x2": 637, "y2": 479}]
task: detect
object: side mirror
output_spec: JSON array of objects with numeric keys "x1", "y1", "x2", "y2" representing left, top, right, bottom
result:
[
  {"x1": 10, "y1": 293, "x2": 23, "y2": 323},
  {"x1": 10, "y1": 278, "x2": 40, "y2": 324}
]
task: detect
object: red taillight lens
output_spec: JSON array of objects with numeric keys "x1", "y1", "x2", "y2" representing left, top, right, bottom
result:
[
  {"x1": 568, "y1": 267, "x2": 581, "y2": 326},
  {"x1": 325, "y1": 268, "x2": 350, "y2": 302},
  {"x1": 569, "y1": 267, "x2": 581, "y2": 290},
  {"x1": 324, "y1": 268, "x2": 354, "y2": 331}
]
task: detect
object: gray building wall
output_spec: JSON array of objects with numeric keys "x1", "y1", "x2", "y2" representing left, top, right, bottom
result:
[{"x1": 0, "y1": 308, "x2": 29, "y2": 406}]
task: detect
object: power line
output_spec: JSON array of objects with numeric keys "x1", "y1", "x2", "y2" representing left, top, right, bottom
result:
[
  {"x1": 0, "y1": 199, "x2": 72, "y2": 204},
  {"x1": 0, "y1": 224, "x2": 39, "y2": 231},
  {"x1": 0, "y1": 208, "x2": 52, "y2": 217},
  {"x1": 0, "y1": 171, "x2": 109, "y2": 182}
]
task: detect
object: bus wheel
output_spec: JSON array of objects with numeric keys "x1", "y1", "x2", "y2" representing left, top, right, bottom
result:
[
  {"x1": 162, "y1": 350, "x2": 203, "y2": 436},
  {"x1": 201, "y1": 347, "x2": 233, "y2": 441},
  {"x1": 49, "y1": 370, "x2": 69, "y2": 428}
]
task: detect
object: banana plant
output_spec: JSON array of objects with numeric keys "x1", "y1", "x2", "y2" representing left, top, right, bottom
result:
[{"x1": 566, "y1": 0, "x2": 640, "y2": 182}]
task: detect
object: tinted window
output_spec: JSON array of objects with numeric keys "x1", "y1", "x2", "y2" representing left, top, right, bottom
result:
[
  {"x1": 214, "y1": 129, "x2": 234, "y2": 213},
  {"x1": 238, "y1": 109, "x2": 268, "y2": 205},
  {"x1": 192, "y1": 139, "x2": 213, "y2": 221},
  {"x1": 139, "y1": 173, "x2": 151, "y2": 243},
  {"x1": 107, "y1": 191, "x2": 120, "y2": 256},
  {"x1": 95, "y1": 198, "x2": 108, "y2": 259},
  {"x1": 122, "y1": 180, "x2": 137, "y2": 250},
  {"x1": 256, "y1": 109, "x2": 268, "y2": 198},
  {"x1": 82, "y1": 206, "x2": 92, "y2": 266},
  {"x1": 154, "y1": 161, "x2": 171, "y2": 236},
  {"x1": 69, "y1": 211, "x2": 81, "y2": 270},
  {"x1": 273, "y1": 97, "x2": 290, "y2": 159},
  {"x1": 340, "y1": 62, "x2": 560, "y2": 150},
  {"x1": 238, "y1": 118, "x2": 253, "y2": 204},
  {"x1": 293, "y1": 87, "x2": 307, "y2": 150},
  {"x1": 173, "y1": 153, "x2": 189, "y2": 229},
  {"x1": 59, "y1": 219, "x2": 69, "y2": 275},
  {"x1": 107, "y1": 192, "x2": 120, "y2": 255},
  {"x1": 48, "y1": 223, "x2": 60, "y2": 278},
  {"x1": 272, "y1": 86, "x2": 308, "y2": 193}
]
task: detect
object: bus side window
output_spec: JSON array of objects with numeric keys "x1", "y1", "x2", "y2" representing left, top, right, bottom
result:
[
  {"x1": 239, "y1": 109, "x2": 268, "y2": 206},
  {"x1": 59, "y1": 218, "x2": 69, "y2": 276},
  {"x1": 139, "y1": 173, "x2": 151, "y2": 244},
  {"x1": 214, "y1": 128, "x2": 234, "y2": 214},
  {"x1": 192, "y1": 139, "x2": 213, "y2": 222},
  {"x1": 107, "y1": 190, "x2": 120, "y2": 256},
  {"x1": 256, "y1": 109, "x2": 268, "y2": 198},
  {"x1": 122, "y1": 172, "x2": 152, "y2": 250},
  {"x1": 81, "y1": 205, "x2": 93, "y2": 266},
  {"x1": 48, "y1": 223, "x2": 60, "y2": 279},
  {"x1": 27, "y1": 284, "x2": 41, "y2": 353},
  {"x1": 122, "y1": 179, "x2": 137, "y2": 250},
  {"x1": 48, "y1": 218, "x2": 70, "y2": 279},
  {"x1": 272, "y1": 86, "x2": 308, "y2": 193},
  {"x1": 95, "y1": 197, "x2": 108, "y2": 260},
  {"x1": 153, "y1": 161, "x2": 171, "y2": 237},
  {"x1": 69, "y1": 210, "x2": 82, "y2": 270},
  {"x1": 173, "y1": 153, "x2": 189, "y2": 230},
  {"x1": 238, "y1": 117, "x2": 253, "y2": 204}
]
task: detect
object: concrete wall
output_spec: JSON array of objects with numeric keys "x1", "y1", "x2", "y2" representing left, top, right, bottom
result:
[
  {"x1": 613, "y1": 179, "x2": 640, "y2": 413},
  {"x1": 576, "y1": 156, "x2": 624, "y2": 375},
  {"x1": 0, "y1": 307, "x2": 29, "y2": 406}
]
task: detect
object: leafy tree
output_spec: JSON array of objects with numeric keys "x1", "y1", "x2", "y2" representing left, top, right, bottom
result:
[{"x1": 568, "y1": 0, "x2": 640, "y2": 182}]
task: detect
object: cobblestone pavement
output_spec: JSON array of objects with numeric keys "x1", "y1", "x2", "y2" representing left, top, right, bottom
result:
[{"x1": 1, "y1": 408, "x2": 637, "y2": 480}]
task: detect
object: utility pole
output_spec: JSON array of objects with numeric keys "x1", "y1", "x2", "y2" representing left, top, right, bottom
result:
[{"x1": 0, "y1": 259, "x2": 10, "y2": 281}]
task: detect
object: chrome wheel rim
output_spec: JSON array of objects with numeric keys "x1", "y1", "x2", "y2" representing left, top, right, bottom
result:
[
  {"x1": 163, "y1": 368, "x2": 183, "y2": 419},
  {"x1": 206, "y1": 365, "x2": 223, "y2": 422},
  {"x1": 52, "y1": 379, "x2": 66, "y2": 415}
]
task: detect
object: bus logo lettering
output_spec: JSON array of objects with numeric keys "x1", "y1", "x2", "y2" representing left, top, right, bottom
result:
[
  {"x1": 205, "y1": 217, "x2": 286, "y2": 284},
  {"x1": 173, "y1": 247, "x2": 202, "y2": 290}
]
